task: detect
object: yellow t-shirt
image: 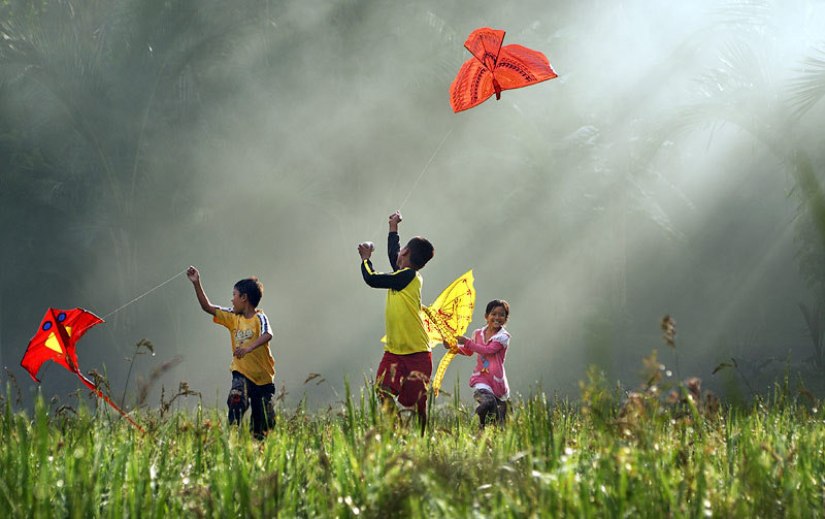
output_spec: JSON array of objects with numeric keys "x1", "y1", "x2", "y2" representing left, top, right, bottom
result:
[
  {"x1": 383, "y1": 270, "x2": 430, "y2": 355},
  {"x1": 213, "y1": 308, "x2": 275, "y2": 386}
]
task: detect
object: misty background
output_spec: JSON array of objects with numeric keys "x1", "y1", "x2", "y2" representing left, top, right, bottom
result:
[{"x1": 3, "y1": 0, "x2": 825, "y2": 412}]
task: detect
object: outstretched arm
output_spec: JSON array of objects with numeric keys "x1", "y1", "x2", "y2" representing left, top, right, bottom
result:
[
  {"x1": 450, "y1": 335, "x2": 473, "y2": 355},
  {"x1": 187, "y1": 266, "x2": 218, "y2": 316},
  {"x1": 458, "y1": 334, "x2": 506, "y2": 355}
]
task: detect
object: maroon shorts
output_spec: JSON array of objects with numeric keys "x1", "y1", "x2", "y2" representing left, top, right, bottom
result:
[{"x1": 376, "y1": 351, "x2": 432, "y2": 411}]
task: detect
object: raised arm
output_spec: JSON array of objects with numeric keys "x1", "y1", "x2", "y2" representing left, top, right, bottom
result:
[
  {"x1": 187, "y1": 266, "x2": 218, "y2": 316},
  {"x1": 358, "y1": 211, "x2": 415, "y2": 291},
  {"x1": 388, "y1": 211, "x2": 402, "y2": 270}
]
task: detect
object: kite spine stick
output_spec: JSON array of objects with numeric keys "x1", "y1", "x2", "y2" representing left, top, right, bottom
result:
[{"x1": 77, "y1": 371, "x2": 146, "y2": 433}]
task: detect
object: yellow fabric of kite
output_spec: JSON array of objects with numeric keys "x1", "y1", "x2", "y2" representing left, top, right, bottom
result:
[{"x1": 423, "y1": 270, "x2": 476, "y2": 396}]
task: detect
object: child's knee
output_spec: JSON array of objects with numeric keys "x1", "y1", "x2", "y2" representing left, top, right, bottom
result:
[
  {"x1": 474, "y1": 392, "x2": 496, "y2": 409},
  {"x1": 376, "y1": 384, "x2": 396, "y2": 402},
  {"x1": 227, "y1": 389, "x2": 248, "y2": 412},
  {"x1": 474, "y1": 391, "x2": 501, "y2": 424}
]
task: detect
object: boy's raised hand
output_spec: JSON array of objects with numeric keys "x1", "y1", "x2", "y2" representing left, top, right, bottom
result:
[
  {"x1": 187, "y1": 265, "x2": 217, "y2": 315},
  {"x1": 358, "y1": 242, "x2": 374, "y2": 260},
  {"x1": 388, "y1": 210, "x2": 402, "y2": 232}
]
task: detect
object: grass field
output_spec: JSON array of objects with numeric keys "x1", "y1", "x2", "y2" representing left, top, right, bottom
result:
[{"x1": 1, "y1": 373, "x2": 824, "y2": 518}]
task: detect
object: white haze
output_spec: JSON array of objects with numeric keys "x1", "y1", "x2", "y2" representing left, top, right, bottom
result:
[{"x1": 6, "y1": 0, "x2": 825, "y2": 409}]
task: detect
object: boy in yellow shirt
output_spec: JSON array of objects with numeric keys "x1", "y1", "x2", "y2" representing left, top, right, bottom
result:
[
  {"x1": 359, "y1": 211, "x2": 434, "y2": 432},
  {"x1": 187, "y1": 266, "x2": 275, "y2": 439}
]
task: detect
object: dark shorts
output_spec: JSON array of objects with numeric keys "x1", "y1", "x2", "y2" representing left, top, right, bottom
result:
[
  {"x1": 473, "y1": 388, "x2": 507, "y2": 426},
  {"x1": 376, "y1": 351, "x2": 432, "y2": 411}
]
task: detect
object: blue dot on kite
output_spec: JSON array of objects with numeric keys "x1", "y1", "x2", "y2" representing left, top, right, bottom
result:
[
  {"x1": 58, "y1": 312, "x2": 67, "y2": 322},
  {"x1": 42, "y1": 321, "x2": 53, "y2": 331}
]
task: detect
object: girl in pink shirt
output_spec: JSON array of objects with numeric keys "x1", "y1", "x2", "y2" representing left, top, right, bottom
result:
[{"x1": 456, "y1": 299, "x2": 511, "y2": 428}]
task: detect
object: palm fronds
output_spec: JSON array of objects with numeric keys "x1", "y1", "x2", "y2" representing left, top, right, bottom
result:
[{"x1": 788, "y1": 47, "x2": 825, "y2": 118}]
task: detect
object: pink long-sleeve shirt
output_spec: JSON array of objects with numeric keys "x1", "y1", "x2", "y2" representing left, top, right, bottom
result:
[{"x1": 458, "y1": 326, "x2": 510, "y2": 400}]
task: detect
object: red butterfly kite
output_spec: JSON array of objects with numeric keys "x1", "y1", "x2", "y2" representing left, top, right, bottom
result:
[
  {"x1": 21, "y1": 308, "x2": 143, "y2": 431},
  {"x1": 450, "y1": 27, "x2": 557, "y2": 113}
]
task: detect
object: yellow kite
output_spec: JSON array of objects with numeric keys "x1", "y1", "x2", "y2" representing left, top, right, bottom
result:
[{"x1": 423, "y1": 270, "x2": 475, "y2": 396}]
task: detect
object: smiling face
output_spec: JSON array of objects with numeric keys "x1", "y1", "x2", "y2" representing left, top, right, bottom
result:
[
  {"x1": 485, "y1": 305, "x2": 509, "y2": 331},
  {"x1": 230, "y1": 288, "x2": 248, "y2": 314}
]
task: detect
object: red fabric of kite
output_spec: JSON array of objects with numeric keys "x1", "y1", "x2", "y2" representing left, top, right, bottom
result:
[
  {"x1": 21, "y1": 308, "x2": 103, "y2": 382},
  {"x1": 450, "y1": 27, "x2": 558, "y2": 113},
  {"x1": 21, "y1": 307, "x2": 144, "y2": 432}
]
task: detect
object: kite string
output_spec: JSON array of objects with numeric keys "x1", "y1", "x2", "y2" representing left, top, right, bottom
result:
[
  {"x1": 371, "y1": 128, "x2": 453, "y2": 239},
  {"x1": 101, "y1": 269, "x2": 188, "y2": 320},
  {"x1": 396, "y1": 128, "x2": 453, "y2": 212}
]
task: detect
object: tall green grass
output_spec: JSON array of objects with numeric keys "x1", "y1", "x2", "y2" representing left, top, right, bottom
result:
[{"x1": 1, "y1": 381, "x2": 824, "y2": 517}]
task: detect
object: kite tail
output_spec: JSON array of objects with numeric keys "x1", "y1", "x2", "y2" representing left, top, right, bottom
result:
[
  {"x1": 432, "y1": 350, "x2": 458, "y2": 397},
  {"x1": 76, "y1": 371, "x2": 145, "y2": 433}
]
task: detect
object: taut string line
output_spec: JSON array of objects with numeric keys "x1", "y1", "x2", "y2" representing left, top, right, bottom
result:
[{"x1": 101, "y1": 269, "x2": 188, "y2": 320}]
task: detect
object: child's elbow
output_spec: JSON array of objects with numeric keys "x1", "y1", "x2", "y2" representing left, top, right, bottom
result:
[{"x1": 363, "y1": 276, "x2": 382, "y2": 289}]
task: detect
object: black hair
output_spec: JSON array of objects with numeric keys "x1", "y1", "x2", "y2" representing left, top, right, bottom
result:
[
  {"x1": 485, "y1": 299, "x2": 510, "y2": 318},
  {"x1": 406, "y1": 236, "x2": 434, "y2": 270},
  {"x1": 234, "y1": 277, "x2": 264, "y2": 307}
]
